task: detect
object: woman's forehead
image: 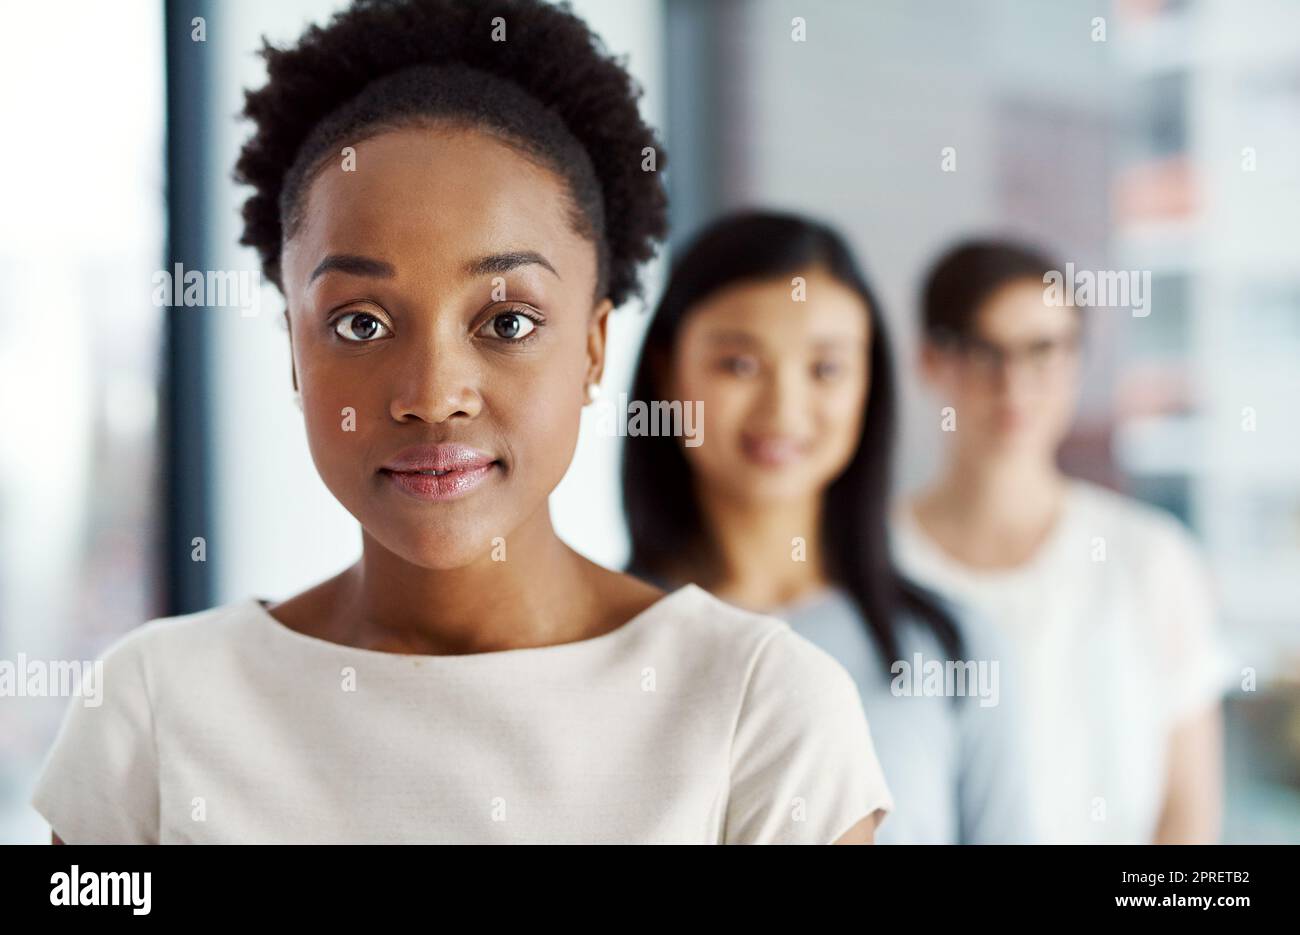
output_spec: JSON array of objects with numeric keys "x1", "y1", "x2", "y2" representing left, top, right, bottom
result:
[
  {"x1": 685, "y1": 274, "x2": 872, "y2": 345},
  {"x1": 283, "y1": 125, "x2": 592, "y2": 290}
]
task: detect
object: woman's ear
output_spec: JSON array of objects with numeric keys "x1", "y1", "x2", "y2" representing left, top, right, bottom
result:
[{"x1": 585, "y1": 297, "x2": 614, "y2": 388}]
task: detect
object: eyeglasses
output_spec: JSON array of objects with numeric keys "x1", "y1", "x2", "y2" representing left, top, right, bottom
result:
[{"x1": 946, "y1": 331, "x2": 1081, "y2": 380}]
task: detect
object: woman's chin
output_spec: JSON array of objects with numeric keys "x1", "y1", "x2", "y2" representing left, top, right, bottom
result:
[
  {"x1": 728, "y1": 469, "x2": 824, "y2": 505},
  {"x1": 366, "y1": 524, "x2": 503, "y2": 571}
]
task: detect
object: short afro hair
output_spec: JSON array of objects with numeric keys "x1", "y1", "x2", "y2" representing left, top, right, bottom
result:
[{"x1": 234, "y1": 0, "x2": 669, "y2": 307}]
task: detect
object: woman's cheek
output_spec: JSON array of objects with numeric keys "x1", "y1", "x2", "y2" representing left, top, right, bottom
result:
[
  {"x1": 830, "y1": 377, "x2": 868, "y2": 440},
  {"x1": 710, "y1": 386, "x2": 747, "y2": 449},
  {"x1": 820, "y1": 405, "x2": 863, "y2": 480},
  {"x1": 691, "y1": 382, "x2": 748, "y2": 472},
  {"x1": 302, "y1": 403, "x2": 360, "y2": 502},
  {"x1": 300, "y1": 370, "x2": 377, "y2": 488},
  {"x1": 507, "y1": 373, "x2": 583, "y2": 481}
]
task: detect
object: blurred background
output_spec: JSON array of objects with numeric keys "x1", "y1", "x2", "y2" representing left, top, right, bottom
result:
[{"x1": 3, "y1": 0, "x2": 1298, "y2": 842}]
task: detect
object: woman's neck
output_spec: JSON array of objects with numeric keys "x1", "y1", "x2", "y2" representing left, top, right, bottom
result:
[
  {"x1": 687, "y1": 482, "x2": 831, "y2": 612},
  {"x1": 296, "y1": 505, "x2": 644, "y2": 655}
]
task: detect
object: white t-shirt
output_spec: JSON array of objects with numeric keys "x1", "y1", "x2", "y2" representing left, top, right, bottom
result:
[
  {"x1": 31, "y1": 583, "x2": 891, "y2": 844},
  {"x1": 891, "y1": 480, "x2": 1236, "y2": 844}
]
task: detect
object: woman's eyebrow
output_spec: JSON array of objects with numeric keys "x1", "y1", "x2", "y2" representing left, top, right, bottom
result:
[
  {"x1": 309, "y1": 254, "x2": 396, "y2": 283},
  {"x1": 464, "y1": 250, "x2": 559, "y2": 279},
  {"x1": 810, "y1": 336, "x2": 864, "y2": 351},
  {"x1": 308, "y1": 250, "x2": 559, "y2": 285},
  {"x1": 707, "y1": 330, "x2": 761, "y2": 346}
]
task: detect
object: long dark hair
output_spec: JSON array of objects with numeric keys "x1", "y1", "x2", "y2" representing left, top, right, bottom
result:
[{"x1": 622, "y1": 210, "x2": 962, "y2": 670}]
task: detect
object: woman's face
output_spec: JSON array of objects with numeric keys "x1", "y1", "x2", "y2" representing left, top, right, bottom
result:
[
  {"x1": 280, "y1": 124, "x2": 609, "y2": 569},
  {"x1": 921, "y1": 277, "x2": 1082, "y2": 462},
  {"x1": 665, "y1": 268, "x2": 872, "y2": 504}
]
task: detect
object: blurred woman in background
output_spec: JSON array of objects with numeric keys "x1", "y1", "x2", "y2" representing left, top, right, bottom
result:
[
  {"x1": 623, "y1": 211, "x2": 1037, "y2": 843},
  {"x1": 894, "y1": 240, "x2": 1235, "y2": 843}
]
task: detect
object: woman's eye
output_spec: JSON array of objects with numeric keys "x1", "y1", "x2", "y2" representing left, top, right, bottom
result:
[
  {"x1": 720, "y1": 355, "x2": 759, "y2": 377},
  {"x1": 813, "y1": 360, "x2": 842, "y2": 380},
  {"x1": 333, "y1": 311, "x2": 390, "y2": 343},
  {"x1": 480, "y1": 310, "x2": 538, "y2": 342}
]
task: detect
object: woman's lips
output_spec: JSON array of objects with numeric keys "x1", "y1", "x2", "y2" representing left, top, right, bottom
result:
[
  {"x1": 382, "y1": 463, "x2": 497, "y2": 501},
  {"x1": 741, "y1": 434, "x2": 810, "y2": 468},
  {"x1": 379, "y1": 443, "x2": 500, "y2": 502}
]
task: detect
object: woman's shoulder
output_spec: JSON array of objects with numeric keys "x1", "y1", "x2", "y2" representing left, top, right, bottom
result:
[
  {"x1": 641, "y1": 583, "x2": 856, "y2": 692},
  {"x1": 909, "y1": 590, "x2": 1009, "y2": 657},
  {"x1": 92, "y1": 598, "x2": 266, "y2": 671},
  {"x1": 645, "y1": 582, "x2": 791, "y2": 650}
]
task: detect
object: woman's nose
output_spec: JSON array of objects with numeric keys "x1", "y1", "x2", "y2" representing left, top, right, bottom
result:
[
  {"x1": 387, "y1": 338, "x2": 484, "y2": 424},
  {"x1": 756, "y1": 361, "x2": 808, "y2": 429}
]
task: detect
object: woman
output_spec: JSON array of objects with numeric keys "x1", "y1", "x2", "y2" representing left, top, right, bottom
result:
[
  {"x1": 623, "y1": 211, "x2": 1037, "y2": 843},
  {"x1": 31, "y1": 0, "x2": 890, "y2": 844},
  {"x1": 893, "y1": 239, "x2": 1234, "y2": 843}
]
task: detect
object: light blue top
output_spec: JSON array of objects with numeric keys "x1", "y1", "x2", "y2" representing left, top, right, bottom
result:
[{"x1": 768, "y1": 586, "x2": 1040, "y2": 844}]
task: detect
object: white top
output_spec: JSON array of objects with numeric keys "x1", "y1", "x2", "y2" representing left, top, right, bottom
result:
[
  {"x1": 31, "y1": 583, "x2": 892, "y2": 844},
  {"x1": 891, "y1": 479, "x2": 1236, "y2": 844}
]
